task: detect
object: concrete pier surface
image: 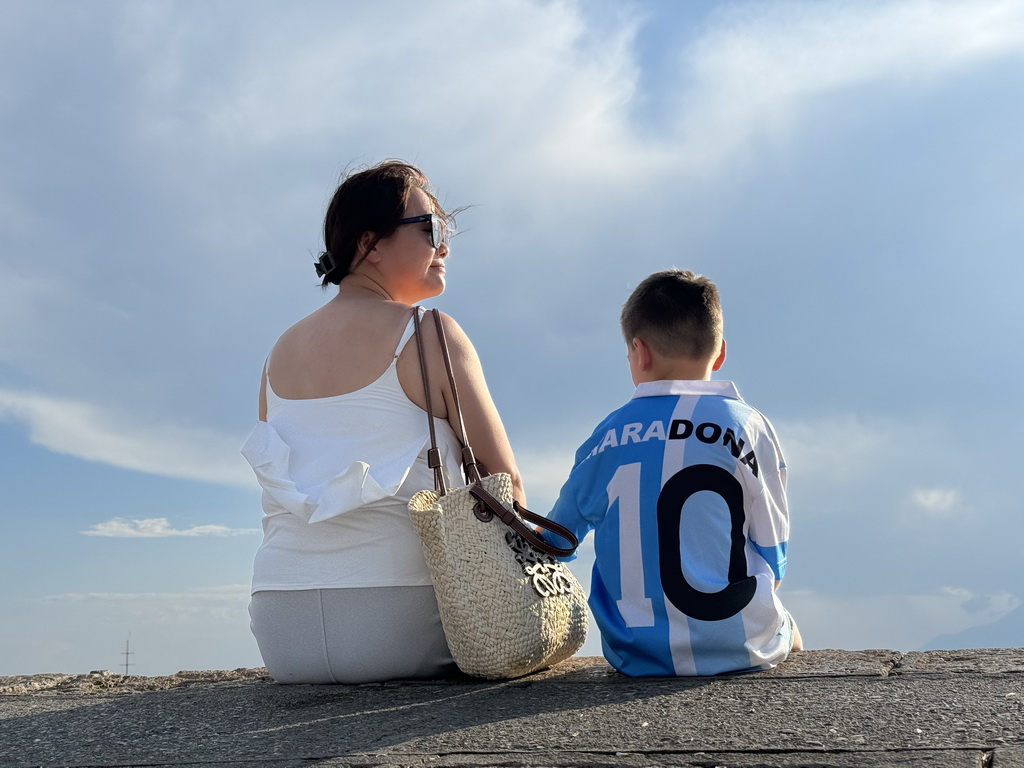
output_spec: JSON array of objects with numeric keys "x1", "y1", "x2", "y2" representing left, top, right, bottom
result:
[{"x1": 2, "y1": 649, "x2": 1023, "y2": 767}]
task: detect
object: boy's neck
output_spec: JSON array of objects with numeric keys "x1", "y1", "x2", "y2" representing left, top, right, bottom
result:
[
  {"x1": 636, "y1": 358, "x2": 715, "y2": 384},
  {"x1": 628, "y1": 337, "x2": 725, "y2": 386}
]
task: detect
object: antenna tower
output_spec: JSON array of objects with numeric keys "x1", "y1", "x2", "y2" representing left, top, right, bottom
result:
[{"x1": 122, "y1": 633, "x2": 135, "y2": 676}]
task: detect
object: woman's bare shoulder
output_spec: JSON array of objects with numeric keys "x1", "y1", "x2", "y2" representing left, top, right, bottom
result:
[
  {"x1": 267, "y1": 311, "x2": 322, "y2": 365},
  {"x1": 273, "y1": 299, "x2": 408, "y2": 354},
  {"x1": 269, "y1": 299, "x2": 416, "y2": 398},
  {"x1": 430, "y1": 310, "x2": 478, "y2": 356}
]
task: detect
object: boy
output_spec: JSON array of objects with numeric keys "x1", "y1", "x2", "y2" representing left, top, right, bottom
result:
[{"x1": 545, "y1": 269, "x2": 802, "y2": 676}]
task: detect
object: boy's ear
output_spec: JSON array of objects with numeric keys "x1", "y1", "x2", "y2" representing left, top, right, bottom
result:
[
  {"x1": 632, "y1": 336, "x2": 653, "y2": 372},
  {"x1": 711, "y1": 339, "x2": 726, "y2": 372}
]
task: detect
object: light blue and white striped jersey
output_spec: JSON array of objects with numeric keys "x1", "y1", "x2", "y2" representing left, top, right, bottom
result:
[{"x1": 546, "y1": 380, "x2": 791, "y2": 677}]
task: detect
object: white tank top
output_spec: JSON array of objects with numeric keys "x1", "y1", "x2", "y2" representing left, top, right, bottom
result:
[{"x1": 241, "y1": 312, "x2": 463, "y2": 592}]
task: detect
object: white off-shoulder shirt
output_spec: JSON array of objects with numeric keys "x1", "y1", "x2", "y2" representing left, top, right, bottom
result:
[{"x1": 241, "y1": 313, "x2": 463, "y2": 592}]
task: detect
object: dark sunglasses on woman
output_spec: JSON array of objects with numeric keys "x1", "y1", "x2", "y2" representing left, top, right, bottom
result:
[{"x1": 397, "y1": 213, "x2": 449, "y2": 249}]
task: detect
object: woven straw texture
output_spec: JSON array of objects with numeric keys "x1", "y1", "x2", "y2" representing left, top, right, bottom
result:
[{"x1": 408, "y1": 473, "x2": 588, "y2": 679}]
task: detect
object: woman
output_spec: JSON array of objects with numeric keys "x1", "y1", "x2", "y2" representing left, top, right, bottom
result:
[{"x1": 242, "y1": 160, "x2": 523, "y2": 684}]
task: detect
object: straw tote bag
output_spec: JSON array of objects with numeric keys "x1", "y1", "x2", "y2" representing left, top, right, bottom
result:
[{"x1": 407, "y1": 308, "x2": 588, "y2": 679}]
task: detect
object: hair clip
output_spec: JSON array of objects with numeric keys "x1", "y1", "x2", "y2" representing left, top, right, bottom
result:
[{"x1": 315, "y1": 251, "x2": 337, "y2": 278}]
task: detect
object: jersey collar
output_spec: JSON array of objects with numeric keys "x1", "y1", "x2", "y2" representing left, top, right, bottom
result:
[{"x1": 632, "y1": 379, "x2": 742, "y2": 401}]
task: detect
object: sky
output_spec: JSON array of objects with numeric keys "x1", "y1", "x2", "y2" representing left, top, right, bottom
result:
[{"x1": 2, "y1": 0, "x2": 1024, "y2": 677}]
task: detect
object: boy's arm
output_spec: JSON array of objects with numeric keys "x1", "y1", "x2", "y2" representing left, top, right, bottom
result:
[
  {"x1": 541, "y1": 493, "x2": 585, "y2": 562},
  {"x1": 540, "y1": 457, "x2": 596, "y2": 561}
]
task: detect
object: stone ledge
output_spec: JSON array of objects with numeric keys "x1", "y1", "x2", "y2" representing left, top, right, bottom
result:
[
  {"x1": 7, "y1": 648, "x2": 1024, "y2": 696},
  {"x1": 2, "y1": 650, "x2": 1023, "y2": 767}
]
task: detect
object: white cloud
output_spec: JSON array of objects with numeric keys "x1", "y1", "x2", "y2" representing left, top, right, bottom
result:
[
  {"x1": 29, "y1": 0, "x2": 1024, "y2": 186},
  {"x1": 784, "y1": 585, "x2": 1022, "y2": 651},
  {"x1": 778, "y1": 413, "x2": 899, "y2": 485},
  {"x1": 0, "y1": 388, "x2": 252, "y2": 487},
  {"x1": 82, "y1": 517, "x2": 259, "y2": 538},
  {"x1": 0, "y1": 267, "x2": 136, "y2": 386},
  {"x1": 109, "y1": 0, "x2": 650, "y2": 196},
  {"x1": 676, "y1": 0, "x2": 1024, "y2": 173},
  {"x1": 911, "y1": 487, "x2": 961, "y2": 514},
  {"x1": 955, "y1": 588, "x2": 1020, "y2": 617},
  {"x1": 773, "y1": 414, "x2": 986, "y2": 529},
  {"x1": 37, "y1": 584, "x2": 252, "y2": 625}
]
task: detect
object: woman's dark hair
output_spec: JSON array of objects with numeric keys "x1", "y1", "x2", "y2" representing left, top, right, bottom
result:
[{"x1": 317, "y1": 160, "x2": 451, "y2": 286}]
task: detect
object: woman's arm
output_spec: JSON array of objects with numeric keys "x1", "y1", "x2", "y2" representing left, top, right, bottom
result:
[
  {"x1": 433, "y1": 312, "x2": 525, "y2": 505},
  {"x1": 258, "y1": 361, "x2": 269, "y2": 422}
]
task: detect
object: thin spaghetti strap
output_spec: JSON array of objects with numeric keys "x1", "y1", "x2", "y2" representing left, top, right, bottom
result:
[{"x1": 393, "y1": 311, "x2": 421, "y2": 360}]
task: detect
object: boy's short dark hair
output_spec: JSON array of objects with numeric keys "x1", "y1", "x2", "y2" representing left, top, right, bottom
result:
[{"x1": 620, "y1": 269, "x2": 723, "y2": 360}]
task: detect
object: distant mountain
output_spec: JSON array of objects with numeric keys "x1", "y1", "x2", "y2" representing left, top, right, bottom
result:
[{"x1": 924, "y1": 604, "x2": 1024, "y2": 650}]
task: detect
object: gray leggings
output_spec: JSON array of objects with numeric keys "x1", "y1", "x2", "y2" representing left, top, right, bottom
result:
[{"x1": 249, "y1": 586, "x2": 457, "y2": 684}]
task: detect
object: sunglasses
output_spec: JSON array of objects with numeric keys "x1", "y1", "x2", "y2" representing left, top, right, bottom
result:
[{"x1": 397, "y1": 213, "x2": 449, "y2": 249}]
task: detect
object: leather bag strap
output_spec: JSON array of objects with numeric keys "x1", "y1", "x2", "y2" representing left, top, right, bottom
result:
[
  {"x1": 467, "y1": 482, "x2": 579, "y2": 558},
  {"x1": 413, "y1": 307, "x2": 579, "y2": 558},
  {"x1": 430, "y1": 309, "x2": 484, "y2": 485},
  {"x1": 412, "y1": 307, "x2": 447, "y2": 495}
]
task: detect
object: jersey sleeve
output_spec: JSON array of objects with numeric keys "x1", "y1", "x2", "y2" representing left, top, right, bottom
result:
[
  {"x1": 542, "y1": 466, "x2": 591, "y2": 562},
  {"x1": 745, "y1": 416, "x2": 789, "y2": 580},
  {"x1": 540, "y1": 434, "x2": 605, "y2": 560}
]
